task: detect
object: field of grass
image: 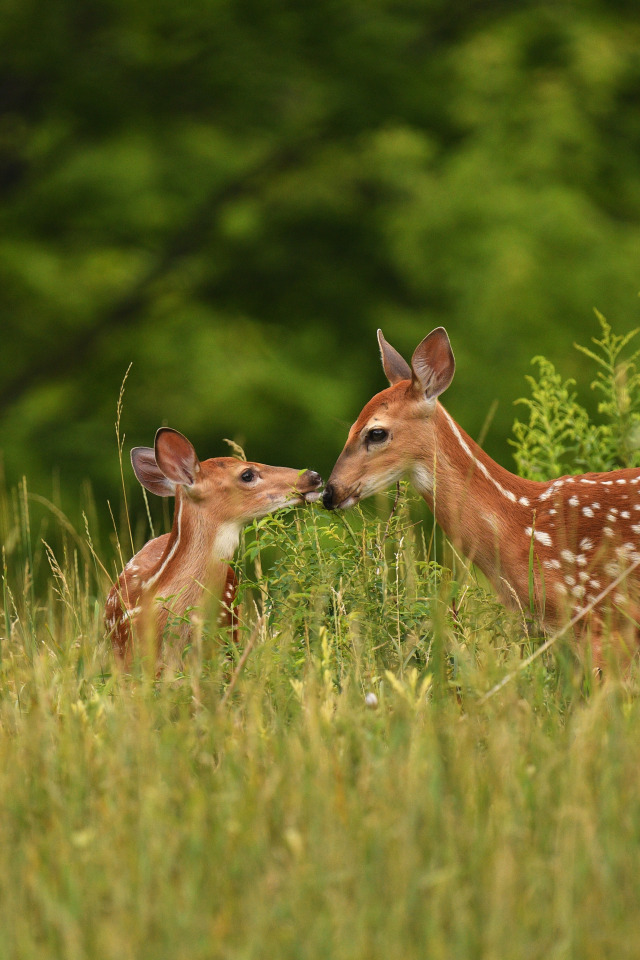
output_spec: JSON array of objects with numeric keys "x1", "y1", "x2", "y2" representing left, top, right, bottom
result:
[{"x1": 2, "y1": 468, "x2": 640, "y2": 960}]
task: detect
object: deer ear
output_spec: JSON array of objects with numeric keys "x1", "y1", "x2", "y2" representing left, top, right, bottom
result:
[
  {"x1": 410, "y1": 327, "x2": 455, "y2": 401},
  {"x1": 154, "y1": 428, "x2": 201, "y2": 487},
  {"x1": 377, "y1": 329, "x2": 412, "y2": 385},
  {"x1": 130, "y1": 447, "x2": 176, "y2": 497}
]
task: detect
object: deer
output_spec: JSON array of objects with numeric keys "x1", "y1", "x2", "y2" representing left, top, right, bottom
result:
[
  {"x1": 105, "y1": 427, "x2": 322, "y2": 670},
  {"x1": 322, "y1": 327, "x2": 640, "y2": 667}
]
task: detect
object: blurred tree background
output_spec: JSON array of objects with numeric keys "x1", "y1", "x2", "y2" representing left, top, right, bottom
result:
[{"x1": 2, "y1": 0, "x2": 640, "y2": 540}]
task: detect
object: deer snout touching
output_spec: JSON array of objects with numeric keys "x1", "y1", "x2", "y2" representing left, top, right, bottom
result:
[
  {"x1": 322, "y1": 483, "x2": 337, "y2": 510},
  {"x1": 322, "y1": 483, "x2": 363, "y2": 511},
  {"x1": 322, "y1": 482, "x2": 356, "y2": 511}
]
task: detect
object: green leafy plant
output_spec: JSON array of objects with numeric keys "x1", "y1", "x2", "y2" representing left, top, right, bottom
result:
[
  {"x1": 233, "y1": 486, "x2": 456, "y2": 695},
  {"x1": 511, "y1": 312, "x2": 640, "y2": 479}
]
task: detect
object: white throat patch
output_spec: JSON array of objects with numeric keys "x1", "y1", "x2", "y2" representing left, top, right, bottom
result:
[
  {"x1": 212, "y1": 522, "x2": 242, "y2": 561},
  {"x1": 411, "y1": 463, "x2": 434, "y2": 495}
]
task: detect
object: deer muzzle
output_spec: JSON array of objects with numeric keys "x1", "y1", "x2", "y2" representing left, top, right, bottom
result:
[
  {"x1": 322, "y1": 482, "x2": 359, "y2": 511},
  {"x1": 300, "y1": 470, "x2": 324, "y2": 502}
]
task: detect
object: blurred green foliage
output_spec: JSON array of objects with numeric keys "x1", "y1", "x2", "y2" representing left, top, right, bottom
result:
[{"x1": 2, "y1": 0, "x2": 640, "y2": 536}]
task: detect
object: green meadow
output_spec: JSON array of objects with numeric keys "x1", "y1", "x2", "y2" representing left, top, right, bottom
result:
[
  {"x1": 3, "y1": 485, "x2": 640, "y2": 960},
  {"x1": 2, "y1": 320, "x2": 640, "y2": 959}
]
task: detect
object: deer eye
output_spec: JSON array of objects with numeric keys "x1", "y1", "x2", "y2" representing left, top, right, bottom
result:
[
  {"x1": 240, "y1": 469, "x2": 255, "y2": 483},
  {"x1": 367, "y1": 428, "x2": 388, "y2": 444}
]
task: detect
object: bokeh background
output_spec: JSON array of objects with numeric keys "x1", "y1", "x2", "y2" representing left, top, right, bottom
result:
[{"x1": 2, "y1": 0, "x2": 640, "y2": 537}]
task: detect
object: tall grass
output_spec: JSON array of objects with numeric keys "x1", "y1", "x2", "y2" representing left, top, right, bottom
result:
[{"x1": 2, "y1": 316, "x2": 640, "y2": 959}]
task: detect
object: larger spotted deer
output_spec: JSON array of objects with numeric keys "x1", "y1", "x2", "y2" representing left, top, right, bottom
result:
[
  {"x1": 105, "y1": 427, "x2": 322, "y2": 670},
  {"x1": 323, "y1": 327, "x2": 640, "y2": 665}
]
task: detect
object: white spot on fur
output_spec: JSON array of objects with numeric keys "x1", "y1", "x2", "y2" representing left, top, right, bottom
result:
[
  {"x1": 618, "y1": 542, "x2": 636, "y2": 555},
  {"x1": 568, "y1": 496, "x2": 580, "y2": 507},
  {"x1": 525, "y1": 527, "x2": 552, "y2": 547},
  {"x1": 539, "y1": 480, "x2": 564, "y2": 502},
  {"x1": 582, "y1": 507, "x2": 594, "y2": 518},
  {"x1": 579, "y1": 537, "x2": 594, "y2": 551},
  {"x1": 560, "y1": 549, "x2": 575, "y2": 564},
  {"x1": 482, "y1": 513, "x2": 501, "y2": 534}
]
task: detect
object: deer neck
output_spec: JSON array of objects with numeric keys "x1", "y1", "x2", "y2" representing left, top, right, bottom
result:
[
  {"x1": 145, "y1": 493, "x2": 241, "y2": 599},
  {"x1": 411, "y1": 403, "x2": 539, "y2": 587}
]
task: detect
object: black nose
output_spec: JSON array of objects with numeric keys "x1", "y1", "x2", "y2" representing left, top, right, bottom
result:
[
  {"x1": 305, "y1": 470, "x2": 323, "y2": 488},
  {"x1": 322, "y1": 484, "x2": 335, "y2": 510}
]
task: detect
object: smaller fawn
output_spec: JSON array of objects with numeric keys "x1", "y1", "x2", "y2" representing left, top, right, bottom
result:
[
  {"x1": 323, "y1": 327, "x2": 640, "y2": 666},
  {"x1": 105, "y1": 427, "x2": 322, "y2": 669}
]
